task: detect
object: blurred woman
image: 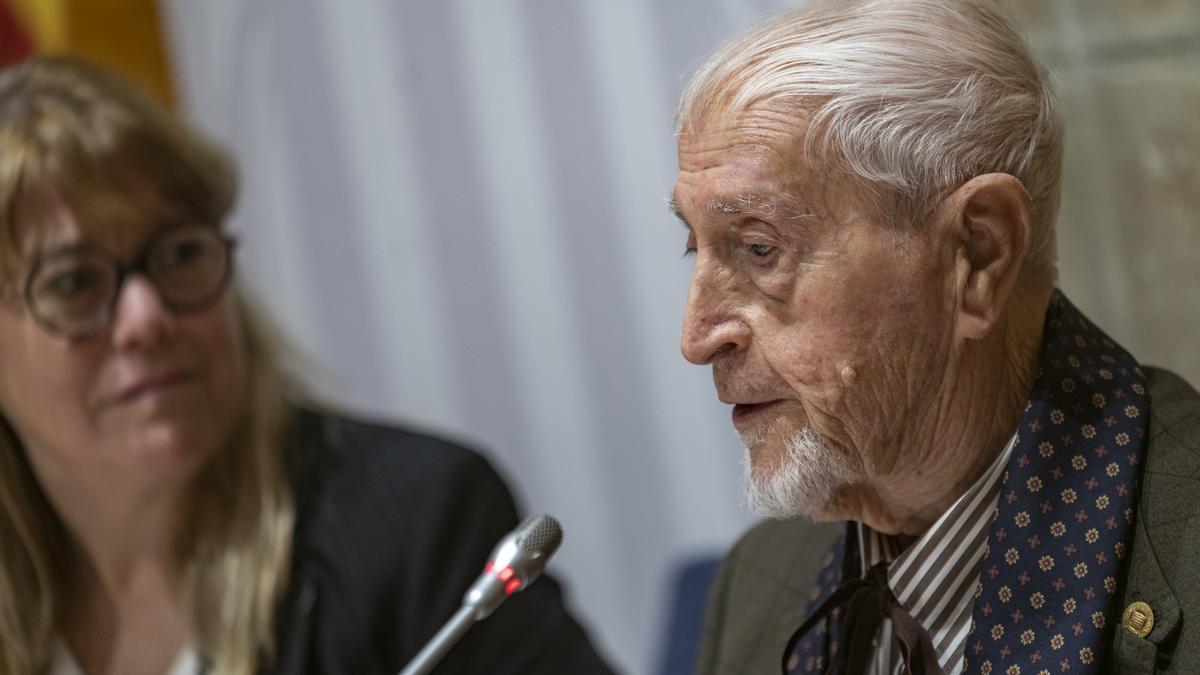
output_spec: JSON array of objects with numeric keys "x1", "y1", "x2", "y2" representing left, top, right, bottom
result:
[{"x1": 0, "y1": 57, "x2": 611, "y2": 675}]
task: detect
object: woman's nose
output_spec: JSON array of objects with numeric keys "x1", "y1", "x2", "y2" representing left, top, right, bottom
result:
[{"x1": 110, "y1": 274, "x2": 173, "y2": 349}]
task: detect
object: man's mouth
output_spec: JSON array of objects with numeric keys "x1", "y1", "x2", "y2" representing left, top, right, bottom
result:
[{"x1": 731, "y1": 400, "x2": 784, "y2": 426}]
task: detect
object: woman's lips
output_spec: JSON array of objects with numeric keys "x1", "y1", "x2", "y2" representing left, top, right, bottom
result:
[
  {"x1": 110, "y1": 370, "x2": 196, "y2": 405},
  {"x1": 731, "y1": 400, "x2": 784, "y2": 426}
]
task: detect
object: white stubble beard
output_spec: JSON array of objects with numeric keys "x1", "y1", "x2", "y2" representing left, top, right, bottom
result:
[{"x1": 739, "y1": 423, "x2": 855, "y2": 520}]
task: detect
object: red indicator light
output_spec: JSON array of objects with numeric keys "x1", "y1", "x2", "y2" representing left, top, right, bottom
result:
[
  {"x1": 484, "y1": 562, "x2": 495, "y2": 574},
  {"x1": 505, "y1": 579, "x2": 522, "y2": 595},
  {"x1": 499, "y1": 566, "x2": 514, "y2": 581}
]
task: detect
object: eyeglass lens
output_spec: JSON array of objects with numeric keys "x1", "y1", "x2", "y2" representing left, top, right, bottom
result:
[{"x1": 25, "y1": 225, "x2": 232, "y2": 337}]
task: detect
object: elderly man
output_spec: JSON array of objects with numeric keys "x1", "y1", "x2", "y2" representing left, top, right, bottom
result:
[{"x1": 671, "y1": 0, "x2": 1200, "y2": 673}]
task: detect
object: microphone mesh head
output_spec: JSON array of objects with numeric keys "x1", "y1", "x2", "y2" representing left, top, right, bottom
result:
[{"x1": 517, "y1": 514, "x2": 563, "y2": 556}]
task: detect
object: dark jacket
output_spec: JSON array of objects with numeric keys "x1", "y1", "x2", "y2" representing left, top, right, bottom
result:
[
  {"x1": 267, "y1": 407, "x2": 616, "y2": 674},
  {"x1": 695, "y1": 367, "x2": 1200, "y2": 674}
]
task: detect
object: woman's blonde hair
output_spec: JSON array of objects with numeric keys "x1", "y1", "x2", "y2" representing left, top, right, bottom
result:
[{"x1": 0, "y1": 56, "x2": 294, "y2": 675}]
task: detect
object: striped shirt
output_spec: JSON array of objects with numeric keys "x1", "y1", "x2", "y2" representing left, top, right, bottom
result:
[{"x1": 856, "y1": 434, "x2": 1015, "y2": 674}]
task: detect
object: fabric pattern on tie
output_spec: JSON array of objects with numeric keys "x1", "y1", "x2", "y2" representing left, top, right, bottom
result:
[
  {"x1": 964, "y1": 293, "x2": 1149, "y2": 672},
  {"x1": 785, "y1": 529, "x2": 850, "y2": 673}
]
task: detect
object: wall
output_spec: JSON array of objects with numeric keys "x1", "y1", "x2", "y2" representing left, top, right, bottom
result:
[{"x1": 1009, "y1": 0, "x2": 1200, "y2": 384}]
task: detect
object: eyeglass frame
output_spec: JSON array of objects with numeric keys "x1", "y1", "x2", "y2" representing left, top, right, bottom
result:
[{"x1": 2, "y1": 222, "x2": 238, "y2": 340}]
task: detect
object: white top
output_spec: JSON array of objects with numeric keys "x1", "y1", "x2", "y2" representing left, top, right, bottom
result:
[{"x1": 50, "y1": 639, "x2": 200, "y2": 675}]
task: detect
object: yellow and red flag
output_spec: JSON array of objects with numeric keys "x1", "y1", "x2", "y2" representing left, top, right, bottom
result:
[
  {"x1": 0, "y1": 0, "x2": 174, "y2": 107},
  {"x1": 0, "y1": 0, "x2": 34, "y2": 66}
]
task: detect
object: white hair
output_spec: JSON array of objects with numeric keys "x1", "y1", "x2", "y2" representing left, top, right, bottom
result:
[
  {"x1": 677, "y1": 0, "x2": 1063, "y2": 285},
  {"x1": 741, "y1": 425, "x2": 855, "y2": 519}
]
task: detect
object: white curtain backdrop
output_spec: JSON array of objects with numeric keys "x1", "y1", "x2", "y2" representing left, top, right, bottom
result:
[{"x1": 161, "y1": 1, "x2": 795, "y2": 672}]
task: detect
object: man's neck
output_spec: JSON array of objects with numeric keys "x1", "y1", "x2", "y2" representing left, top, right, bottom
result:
[{"x1": 853, "y1": 292, "x2": 1049, "y2": 536}]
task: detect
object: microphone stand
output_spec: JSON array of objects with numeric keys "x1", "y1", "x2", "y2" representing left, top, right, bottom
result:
[{"x1": 398, "y1": 606, "x2": 477, "y2": 675}]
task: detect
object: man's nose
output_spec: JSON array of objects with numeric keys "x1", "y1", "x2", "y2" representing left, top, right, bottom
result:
[
  {"x1": 110, "y1": 275, "x2": 173, "y2": 349},
  {"x1": 680, "y1": 259, "x2": 749, "y2": 365}
]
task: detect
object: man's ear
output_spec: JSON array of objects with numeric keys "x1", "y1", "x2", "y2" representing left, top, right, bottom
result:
[{"x1": 948, "y1": 173, "x2": 1032, "y2": 340}]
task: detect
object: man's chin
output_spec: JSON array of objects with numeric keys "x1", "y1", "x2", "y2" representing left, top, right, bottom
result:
[
  {"x1": 744, "y1": 475, "x2": 826, "y2": 520},
  {"x1": 736, "y1": 424, "x2": 774, "y2": 454},
  {"x1": 740, "y1": 425, "x2": 853, "y2": 520}
]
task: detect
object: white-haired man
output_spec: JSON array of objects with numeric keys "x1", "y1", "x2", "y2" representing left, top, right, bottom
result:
[{"x1": 672, "y1": 1, "x2": 1200, "y2": 673}]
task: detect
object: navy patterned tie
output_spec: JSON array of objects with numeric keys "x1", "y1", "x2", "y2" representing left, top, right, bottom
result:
[
  {"x1": 965, "y1": 293, "x2": 1148, "y2": 672},
  {"x1": 784, "y1": 292, "x2": 1149, "y2": 674},
  {"x1": 784, "y1": 527, "x2": 850, "y2": 673}
]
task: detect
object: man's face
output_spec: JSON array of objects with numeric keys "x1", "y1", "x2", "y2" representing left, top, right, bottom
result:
[{"x1": 673, "y1": 109, "x2": 957, "y2": 521}]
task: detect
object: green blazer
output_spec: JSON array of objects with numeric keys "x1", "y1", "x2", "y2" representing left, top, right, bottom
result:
[{"x1": 696, "y1": 367, "x2": 1200, "y2": 674}]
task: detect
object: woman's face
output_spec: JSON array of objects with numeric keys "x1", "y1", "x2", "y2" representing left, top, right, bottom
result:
[{"x1": 0, "y1": 197, "x2": 246, "y2": 501}]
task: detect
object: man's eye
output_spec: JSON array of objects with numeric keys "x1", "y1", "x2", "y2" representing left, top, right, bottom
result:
[
  {"x1": 747, "y1": 243, "x2": 775, "y2": 257},
  {"x1": 683, "y1": 234, "x2": 698, "y2": 258}
]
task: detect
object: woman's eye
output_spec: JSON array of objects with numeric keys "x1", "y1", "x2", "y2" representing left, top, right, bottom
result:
[
  {"x1": 747, "y1": 243, "x2": 775, "y2": 257},
  {"x1": 49, "y1": 270, "x2": 95, "y2": 297},
  {"x1": 157, "y1": 240, "x2": 206, "y2": 267}
]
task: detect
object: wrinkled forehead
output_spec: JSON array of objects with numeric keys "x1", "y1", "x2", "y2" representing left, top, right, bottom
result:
[
  {"x1": 674, "y1": 108, "x2": 860, "y2": 225},
  {"x1": 678, "y1": 106, "x2": 809, "y2": 164}
]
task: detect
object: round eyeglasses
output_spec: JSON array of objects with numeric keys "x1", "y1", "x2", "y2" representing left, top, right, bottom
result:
[{"x1": 18, "y1": 223, "x2": 236, "y2": 339}]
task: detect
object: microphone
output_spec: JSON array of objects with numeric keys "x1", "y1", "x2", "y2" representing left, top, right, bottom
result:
[{"x1": 398, "y1": 514, "x2": 564, "y2": 675}]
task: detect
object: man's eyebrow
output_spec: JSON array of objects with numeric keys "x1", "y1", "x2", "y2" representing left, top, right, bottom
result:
[
  {"x1": 666, "y1": 194, "x2": 748, "y2": 224},
  {"x1": 669, "y1": 192, "x2": 817, "y2": 227}
]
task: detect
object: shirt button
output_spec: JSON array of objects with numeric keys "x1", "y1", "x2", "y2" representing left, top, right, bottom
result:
[{"x1": 1122, "y1": 601, "x2": 1155, "y2": 638}]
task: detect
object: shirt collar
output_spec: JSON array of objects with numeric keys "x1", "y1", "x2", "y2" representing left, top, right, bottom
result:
[
  {"x1": 856, "y1": 434, "x2": 1016, "y2": 576},
  {"x1": 854, "y1": 434, "x2": 1015, "y2": 672}
]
